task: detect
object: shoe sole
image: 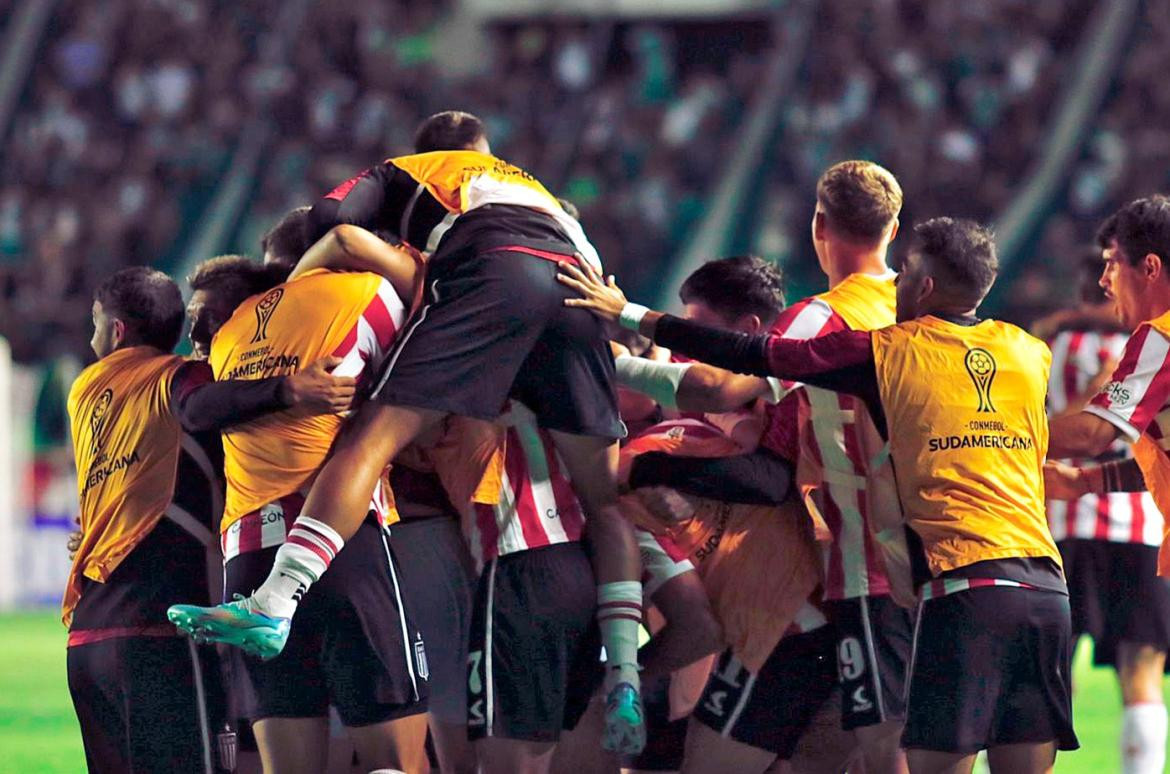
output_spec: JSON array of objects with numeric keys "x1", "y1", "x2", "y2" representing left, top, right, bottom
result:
[
  {"x1": 167, "y1": 606, "x2": 285, "y2": 661},
  {"x1": 602, "y1": 710, "x2": 646, "y2": 755}
]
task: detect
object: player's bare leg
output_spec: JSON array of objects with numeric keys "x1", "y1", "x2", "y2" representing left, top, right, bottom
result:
[
  {"x1": 429, "y1": 719, "x2": 477, "y2": 774},
  {"x1": 170, "y1": 403, "x2": 444, "y2": 656},
  {"x1": 984, "y1": 742, "x2": 1056, "y2": 773},
  {"x1": 549, "y1": 695, "x2": 620, "y2": 774},
  {"x1": 905, "y1": 749, "x2": 977, "y2": 774},
  {"x1": 1117, "y1": 642, "x2": 1167, "y2": 773},
  {"x1": 347, "y1": 713, "x2": 430, "y2": 774},
  {"x1": 783, "y1": 688, "x2": 860, "y2": 774},
  {"x1": 855, "y1": 720, "x2": 909, "y2": 774},
  {"x1": 477, "y1": 738, "x2": 557, "y2": 774},
  {"x1": 252, "y1": 717, "x2": 330, "y2": 774},
  {"x1": 680, "y1": 719, "x2": 777, "y2": 774},
  {"x1": 547, "y1": 429, "x2": 646, "y2": 753}
]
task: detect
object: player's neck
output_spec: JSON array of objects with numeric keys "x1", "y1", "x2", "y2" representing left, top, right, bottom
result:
[
  {"x1": 827, "y1": 246, "x2": 889, "y2": 288},
  {"x1": 1139, "y1": 286, "x2": 1170, "y2": 325}
]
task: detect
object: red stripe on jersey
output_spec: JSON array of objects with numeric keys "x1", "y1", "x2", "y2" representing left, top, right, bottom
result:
[
  {"x1": 238, "y1": 510, "x2": 264, "y2": 554},
  {"x1": 363, "y1": 294, "x2": 397, "y2": 352},
  {"x1": 839, "y1": 392, "x2": 888, "y2": 595},
  {"x1": 1131, "y1": 492, "x2": 1146, "y2": 544},
  {"x1": 331, "y1": 324, "x2": 358, "y2": 360},
  {"x1": 325, "y1": 170, "x2": 367, "y2": 201},
  {"x1": 504, "y1": 427, "x2": 554, "y2": 551},
  {"x1": 1062, "y1": 332, "x2": 1084, "y2": 406},
  {"x1": 539, "y1": 432, "x2": 585, "y2": 540}
]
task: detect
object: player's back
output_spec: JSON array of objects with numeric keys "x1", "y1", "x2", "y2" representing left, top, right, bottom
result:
[
  {"x1": 210, "y1": 268, "x2": 405, "y2": 528},
  {"x1": 64, "y1": 346, "x2": 189, "y2": 625},
  {"x1": 872, "y1": 316, "x2": 1057, "y2": 576}
]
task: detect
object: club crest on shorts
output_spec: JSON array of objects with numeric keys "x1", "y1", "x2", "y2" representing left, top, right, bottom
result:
[
  {"x1": 964, "y1": 348, "x2": 997, "y2": 413},
  {"x1": 251, "y1": 288, "x2": 284, "y2": 343},
  {"x1": 414, "y1": 636, "x2": 429, "y2": 681}
]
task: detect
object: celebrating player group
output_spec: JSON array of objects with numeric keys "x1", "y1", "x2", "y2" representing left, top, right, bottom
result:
[{"x1": 61, "y1": 108, "x2": 1170, "y2": 774}]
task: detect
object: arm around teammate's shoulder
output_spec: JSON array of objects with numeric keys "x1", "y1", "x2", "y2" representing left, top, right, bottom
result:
[{"x1": 289, "y1": 224, "x2": 420, "y2": 303}]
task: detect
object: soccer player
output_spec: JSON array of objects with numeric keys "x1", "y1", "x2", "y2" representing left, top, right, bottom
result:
[
  {"x1": 609, "y1": 161, "x2": 914, "y2": 773},
  {"x1": 628, "y1": 256, "x2": 830, "y2": 774},
  {"x1": 1043, "y1": 196, "x2": 1170, "y2": 774},
  {"x1": 66, "y1": 267, "x2": 349, "y2": 774},
  {"x1": 175, "y1": 139, "x2": 648, "y2": 751},
  {"x1": 171, "y1": 245, "x2": 433, "y2": 774},
  {"x1": 561, "y1": 217, "x2": 1079, "y2": 773}
]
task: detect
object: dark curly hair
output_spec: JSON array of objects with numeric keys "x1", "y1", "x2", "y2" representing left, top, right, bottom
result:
[
  {"x1": 912, "y1": 217, "x2": 998, "y2": 303},
  {"x1": 679, "y1": 254, "x2": 786, "y2": 327}
]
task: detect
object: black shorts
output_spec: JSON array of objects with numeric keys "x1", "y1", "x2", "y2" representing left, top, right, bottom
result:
[
  {"x1": 223, "y1": 518, "x2": 427, "y2": 726},
  {"x1": 692, "y1": 626, "x2": 838, "y2": 759},
  {"x1": 1059, "y1": 539, "x2": 1170, "y2": 668},
  {"x1": 389, "y1": 515, "x2": 477, "y2": 726},
  {"x1": 371, "y1": 222, "x2": 623, "y2": 439},
  {"x1": 903, "y1": 587, "x2": 1079, "y2": 754},
  {"x1": 467, "y1": 542, "x2": 602, "y2": 742},
  {"x1": 67, "y1": 635, "x2": 219, "y2": 774},
  {"x1": 823, "y1": 594, "x2": 913, "y2": 730}
]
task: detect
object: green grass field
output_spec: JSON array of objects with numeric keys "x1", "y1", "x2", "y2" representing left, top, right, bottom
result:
[{"x1": 0, "y1": 611, "x2": 1166, "y2": 773}]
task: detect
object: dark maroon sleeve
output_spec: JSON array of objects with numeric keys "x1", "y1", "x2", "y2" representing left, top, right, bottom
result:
[
  {"x1": 170, "y1": 361, "x2": 291, "y2": 433},
  {"x1": 653, "y1": 314, "x2": 885, "y2": 435}
]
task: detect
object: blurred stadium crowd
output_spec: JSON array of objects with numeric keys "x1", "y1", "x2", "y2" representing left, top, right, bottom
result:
[{"x1": 1, "y1": 0, "x2": 1168, "y2": 363}]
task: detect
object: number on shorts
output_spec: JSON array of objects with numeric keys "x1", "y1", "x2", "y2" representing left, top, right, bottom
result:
[{"x1": 838, "y1": 636, "x2": 866, "y2": 681}]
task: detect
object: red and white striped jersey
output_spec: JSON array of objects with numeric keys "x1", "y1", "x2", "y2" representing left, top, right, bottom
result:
[
  {"x1": 219, "y1": 276, "x2": 404, "y2": 561},
  {"x1": 762, "y1": 273, "x2": 897, "y2": 601},
  {"x1": 1047, "y1": 328, "x2": 1159, "y2": 545},
  {"x1": 469, "y1": 401, "x2": 586, "y2": 564},
  {"x1": 1080, "y1": 324, "x2": 1170, "y2": 545}
]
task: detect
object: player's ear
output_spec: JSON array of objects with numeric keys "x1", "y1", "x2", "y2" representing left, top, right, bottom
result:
[
  {"x1": 111, "y1": 318, "x2": 127, "y2": 349},
  {"x1": 887, "y1": 218, "x2": 900, "y2": 243},
  {"x1": 812, "y1": 210, "x2": 827, "y2": 242},
  {"x1": 1144, "y1": 252, "x2": 1164, "y2": 283},
  {"x1": 918, "y1": 275, "x2": 935, "y2": 304}
]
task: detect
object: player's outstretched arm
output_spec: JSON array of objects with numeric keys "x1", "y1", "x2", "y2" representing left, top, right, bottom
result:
[
  {"x1": 1044, "y1": 457, "x2": 1147, "y2": 499},
  {"x1": 172, "y1": 357, "x2": 356, "y2": 433},
  {"x1": 559, "y1": 262, "x2": 875, "y2": 392},
  {"x1": 289, "y1": 225, "x2": 420, "y2": 303}
]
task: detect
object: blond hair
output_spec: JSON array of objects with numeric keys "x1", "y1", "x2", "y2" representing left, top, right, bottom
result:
[{"x1": 816, "y1": 160, "x2": 902, "y2": 243}]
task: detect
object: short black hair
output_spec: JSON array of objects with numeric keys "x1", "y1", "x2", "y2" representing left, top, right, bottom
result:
[
  {"x1": 261, "y1": 206, "x2": 313, "y2": 270},
  {"x1": 679, "y1": 255, "x2": 786, "y2": 326},
  {"x1": 414, "y1": 111, "x2": 487, "y2": 154},
  {"x1": 94, "y1": 267, "x2": 184, "y2": 352},
  {"x1": 912, "y1": 217, "x2": 998, "y2": 303},
  {"x1": 1096, "y1": 195, "x2": 1170, "y2": 268},
  {"x1": 189, "y1": 255, "x2": 283, "y2": 311}
]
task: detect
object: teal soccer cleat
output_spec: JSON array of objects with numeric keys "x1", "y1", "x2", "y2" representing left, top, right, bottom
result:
[
  {"x1": 168, "y1": 596, "x2": 290, "y2": 660},
  {"x1": 602, "y1": 681, "x2": 646, "y2": 755}
]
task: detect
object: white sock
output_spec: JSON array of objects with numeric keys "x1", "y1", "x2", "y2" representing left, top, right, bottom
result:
[
  {"x1": 598, "y1": 581, "x2": 643, "y2": 693},
  {"x1": 252, "y1": 516, "x2": 344, "y2": 619},
  {"x1": 1122, "y1": 702, "x2": 1167, "y2": 774}
]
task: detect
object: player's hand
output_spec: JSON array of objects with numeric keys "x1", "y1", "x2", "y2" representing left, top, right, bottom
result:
[
  {"x1": 281, "y1": 356, "x2": 356, "y2": 415},
  {"x1": 558, "y1": 260, "x2": 628, "y2": 330},
  {"x1": 67, "y1": 518, "x2": 82, "y2": 560},
  {"x1": 635, "y1": 486, "x2": 695, "y2": 524},
  {"x1": 1043, "y1": 461, "x2": 1089, "y2": 501}
]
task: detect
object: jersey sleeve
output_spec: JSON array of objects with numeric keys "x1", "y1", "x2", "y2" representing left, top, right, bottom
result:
[
  {"x1": 1084, "y1": 323, "x2": 1170, "y2": 442},
  {"x1": 771, "y1": 297, "x2": 838, "y2": 340}
]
